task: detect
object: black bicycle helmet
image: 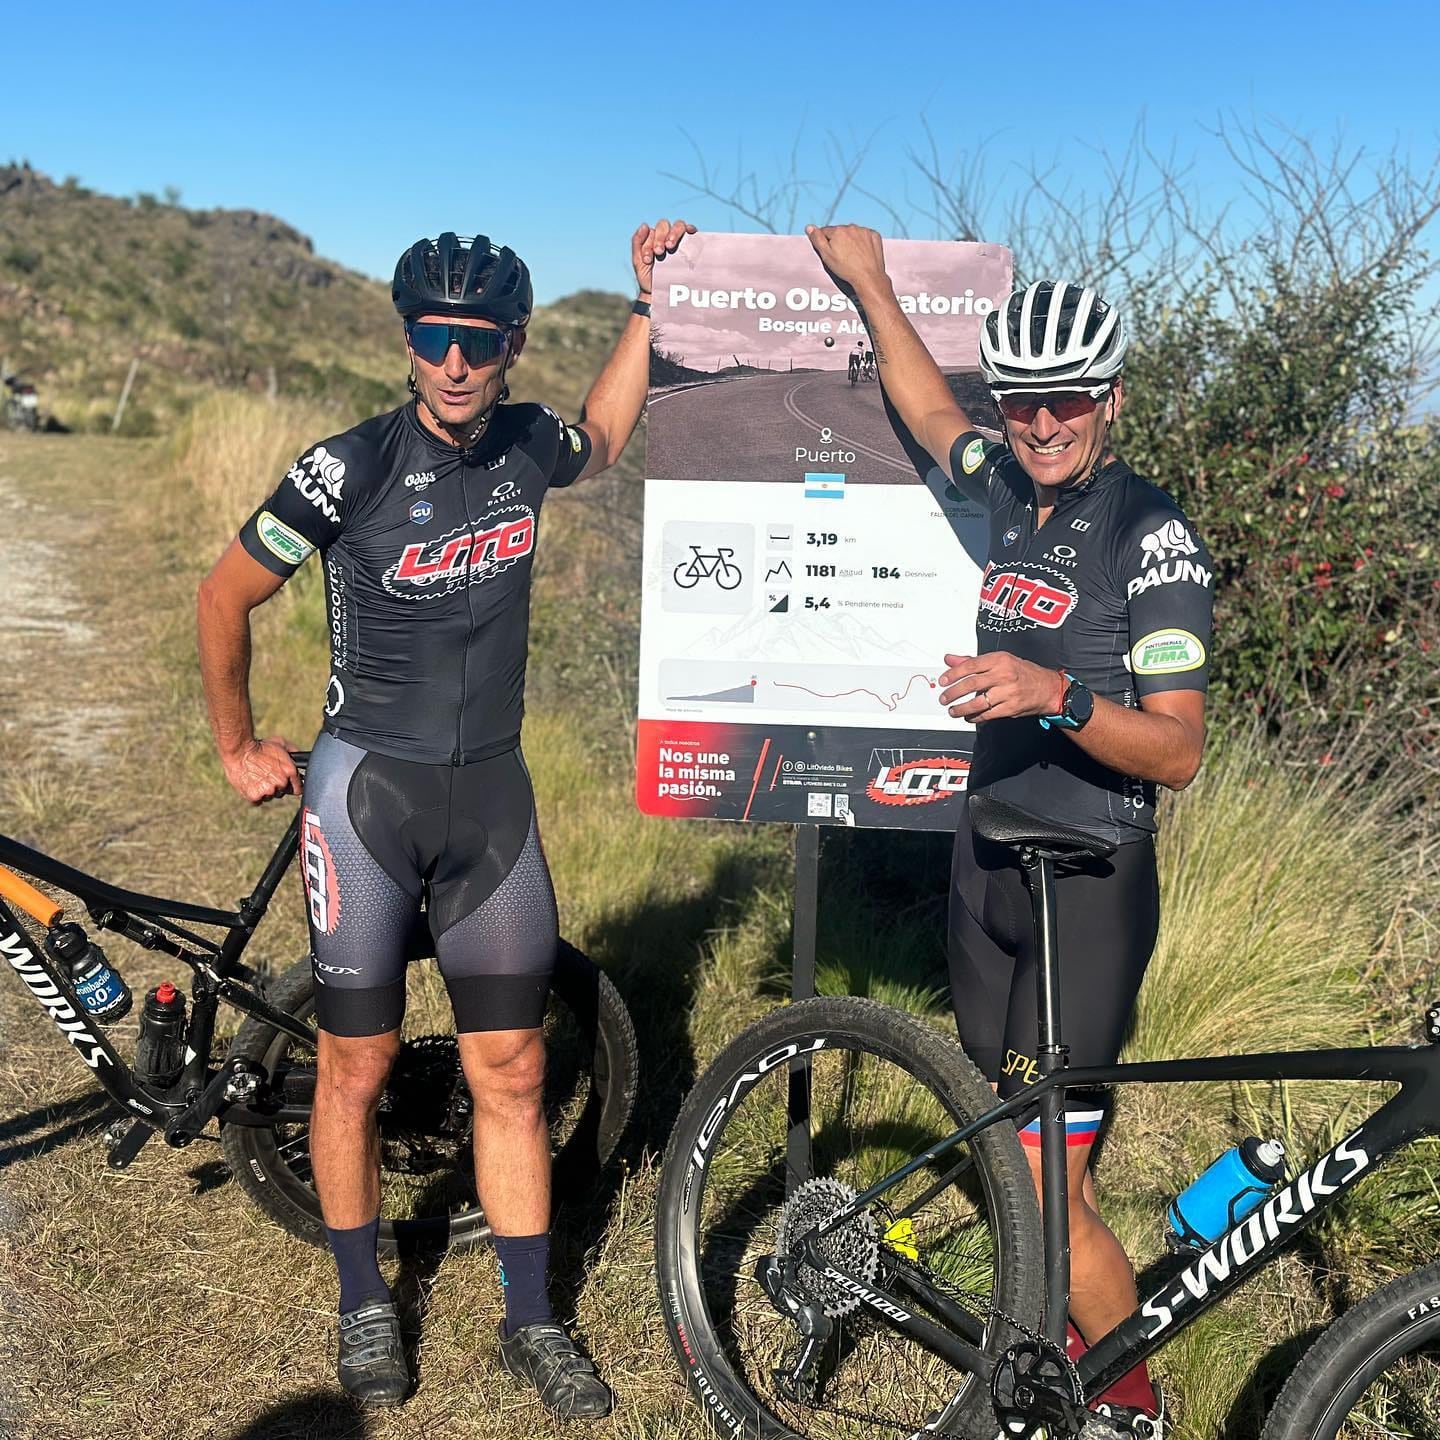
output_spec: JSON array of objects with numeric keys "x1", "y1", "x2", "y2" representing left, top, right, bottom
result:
[{"x1": 391, "y1": 232, "x2": 533, "y2": 327}]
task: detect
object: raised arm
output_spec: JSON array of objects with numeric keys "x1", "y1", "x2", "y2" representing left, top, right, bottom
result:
[
  {"x1": 806, "y1": 224, "x2": 974, "y2": 473},
  {"x1": 572, "y1": 218, "x2": 695, "y2": 480}
]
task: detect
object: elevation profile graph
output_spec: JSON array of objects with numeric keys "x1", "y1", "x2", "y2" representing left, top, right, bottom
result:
[{"x1": 659, "y1": 661, "x2": 945, "y2": 718}]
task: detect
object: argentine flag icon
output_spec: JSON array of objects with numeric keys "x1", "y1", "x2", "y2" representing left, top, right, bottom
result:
[{"x1": 804, "y1": 472, "x2": 846, "y2": 500}]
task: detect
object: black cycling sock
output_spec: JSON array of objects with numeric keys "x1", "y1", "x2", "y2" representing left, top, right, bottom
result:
[
  {"x1": 493, "y1": 1232, "x2": 553, "y2": 1336},
  {"x1": 326, "y1": 1217, "x2": 389, "y2": 1313}
]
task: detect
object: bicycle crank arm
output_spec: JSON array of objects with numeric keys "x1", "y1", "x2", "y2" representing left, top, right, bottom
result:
[{"x1": 163, "y1": 1058, "x2": 263, "y2": 1147}]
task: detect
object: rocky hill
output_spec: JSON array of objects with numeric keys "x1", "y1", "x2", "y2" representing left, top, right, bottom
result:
[{"x1": 0, "y1": 162, "x2": 627, "y2": 432}]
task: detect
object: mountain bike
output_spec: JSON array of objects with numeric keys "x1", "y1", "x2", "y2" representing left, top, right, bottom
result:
[
  {"x1": 656, "y1": 792, "x2": 1440, "y2": 1438},
  {"x1": 674, "y1": 544, "x2": 745, "y2": 591},
  {"x1": 0, "y1": 752, "x2": 638, "y2": 1254}
]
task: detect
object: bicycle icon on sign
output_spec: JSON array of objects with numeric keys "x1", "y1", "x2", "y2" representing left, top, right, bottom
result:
[{"x1": 673, "y1": 545, "x2": 744, "y2": 591}]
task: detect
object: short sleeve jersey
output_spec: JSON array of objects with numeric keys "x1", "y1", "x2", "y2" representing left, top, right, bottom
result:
[
  {"x1": 238, "y1": 400, "x2": 591, "y2": 765},
  {"x1": 948, "y1": 431, "x2": 1214, "y2": 843}
]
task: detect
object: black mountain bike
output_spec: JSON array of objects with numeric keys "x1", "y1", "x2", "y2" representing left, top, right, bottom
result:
[
  {"x1": 656, "y1": 792, "x2": 1440, "y2": 1439},
  {"x1": 0, "y1": 753, "x2": 638, "y2": 1254}
]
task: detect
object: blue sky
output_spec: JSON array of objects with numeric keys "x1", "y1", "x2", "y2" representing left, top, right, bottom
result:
[{"x1": 5, "y1": 1, "x2": 1436, "y2": 302}]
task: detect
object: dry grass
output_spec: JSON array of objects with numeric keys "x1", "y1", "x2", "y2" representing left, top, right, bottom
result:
[{"x1": 0, "y1": 420, "x2": 1437, "y2": 1440}]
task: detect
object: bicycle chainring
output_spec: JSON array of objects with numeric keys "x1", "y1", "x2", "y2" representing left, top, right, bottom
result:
[
  {"x1": 777, "y1": 1178, "x2": 880, "y2": 1319},
  {"x1": 991, "y1": 1338, "x2": 1086, "y2": 1440}
]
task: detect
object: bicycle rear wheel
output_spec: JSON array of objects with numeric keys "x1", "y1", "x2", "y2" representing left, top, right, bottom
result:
[
  {"x1": 656, "y1": 996, "x2": 1043, "y2": 1440},
  {"x1": 220, "y1": 939, "x2": 637, "y2": 1254},
  {"x1": 1263, "y1": 1258, "x2": 1440, "y2": 1438}
]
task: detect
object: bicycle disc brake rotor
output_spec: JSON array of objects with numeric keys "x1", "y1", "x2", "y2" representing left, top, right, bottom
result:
[
  {"x1": 777, "y1": 1178, "x2": 880, "y2": 1318},
  {"x1": 379, "y1": 1035, "x2": 469, "y2": 1172}
]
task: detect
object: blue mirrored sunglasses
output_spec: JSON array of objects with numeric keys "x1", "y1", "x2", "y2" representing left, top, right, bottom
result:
[{"x1": 406, "y1": 320, "x2": 509, "y2": 367}]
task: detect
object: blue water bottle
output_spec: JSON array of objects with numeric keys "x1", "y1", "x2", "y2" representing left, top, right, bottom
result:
[
  {"x1": 1166, "y1": 1136, "x2": 1286, "y2": 1250},
  {"x1": 44, "y1": 922, "x2": 133, "y2": 1026}
]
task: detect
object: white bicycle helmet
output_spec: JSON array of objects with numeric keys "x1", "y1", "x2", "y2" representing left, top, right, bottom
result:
[{"x1": 979, "y1": 280, "x2": 1127, "y2": 392}]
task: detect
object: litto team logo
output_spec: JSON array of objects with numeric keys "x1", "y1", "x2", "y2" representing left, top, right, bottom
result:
[
  {"x1": 383, "y1": 504, "x2": 536, "y2": 599},
  {"x1": 301, "y1": 810, "x2": 341, "y2": 936},
  {"x1": 977, "y1": 562, "x2": 1078, "y2": 632},
  {"x1": 867, "y1": 751, "x2": 971, "y2": 806}
]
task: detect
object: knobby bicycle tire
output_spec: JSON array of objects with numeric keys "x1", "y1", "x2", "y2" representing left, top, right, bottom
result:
[
  {"x1": 219, "y1": 939, "x2": 637, "y2": 1254},
  {"x1": 1263, "y1": 1257, "x2": 1440, "y2": 1439},
  {"x1": 656, "y1": 995, "x2": 1044, "y2": 1440}
]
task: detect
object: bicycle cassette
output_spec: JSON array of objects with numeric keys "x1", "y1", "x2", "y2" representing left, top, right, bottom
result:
[{"x1": 776, "y1": 1177, "x2": 880, "y2": 1318}]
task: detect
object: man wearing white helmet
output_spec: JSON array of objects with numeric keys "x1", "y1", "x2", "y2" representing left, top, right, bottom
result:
[{"x1": 809, "y1": 225, "x2": 1213, "y2": 1435}]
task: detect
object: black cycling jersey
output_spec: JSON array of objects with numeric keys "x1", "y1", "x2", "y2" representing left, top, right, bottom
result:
[
  {"x1": 947, "y1": 430, "x2": 1215, "y2": 844},
  {"x1": 238, "y1": 400, "x2": 592, "y2": 765}
]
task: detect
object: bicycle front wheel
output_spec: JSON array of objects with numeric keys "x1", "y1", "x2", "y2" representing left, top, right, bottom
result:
[
  {"x1": 656, "y1": 996, "x2": 1043, "y2": 1440},
  {"x1": 1264, "y1": 1258, "x2": 1440, "y2": 1438}
]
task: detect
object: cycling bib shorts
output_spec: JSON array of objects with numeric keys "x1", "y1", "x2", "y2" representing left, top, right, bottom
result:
[
  {"x1": 948, "y1": 801, "x2": 1159, "y2": 1139},
  {"x1": 300, "y1": 732, "x2": 558, "y2": 1037}
]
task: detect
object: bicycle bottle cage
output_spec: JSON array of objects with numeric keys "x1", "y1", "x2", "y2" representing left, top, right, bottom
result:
[{"x1": 968, "y1": 793, "x2": 1116, "y2": 863}]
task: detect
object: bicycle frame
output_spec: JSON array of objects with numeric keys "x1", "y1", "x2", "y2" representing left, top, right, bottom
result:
[
  {"x1": 790, "y1": 848, "x2": 1440, "y2": 1407},
  {"x1": 0, "y1": 777, "x2": 318, "y2": 1152}
]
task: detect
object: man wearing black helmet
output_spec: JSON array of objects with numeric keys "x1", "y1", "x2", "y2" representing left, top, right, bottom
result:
[
  {"x1": 198, "y1": 220, "x2": 693, "y2": 1416},
  {"x1": 808, "y1": 225, "x2": 1212, "y2": 1436}
]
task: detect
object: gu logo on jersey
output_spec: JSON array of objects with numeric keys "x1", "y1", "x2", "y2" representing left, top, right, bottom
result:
[
  {"x1": 409, "y1": 500, "x2": 433, "y2": 525},
  {"x1": 867, "y1": 753, "x2": 970, "y2": 806},
  {"x1": 1002, "y1": 526, "x2": 1021, "y2": 547},
  {"x1": 301, "y1": 811, "x2": 341, "y2": 937},
  {"x1": 288, "y1": 444, "x2": 347, "y2": 523},
  {"x1": 383, "y1": 504, "x2": 536, "y2": 599},
  {"x1": 978, "y1": 563, "x2": 1079, "y2": 632}
]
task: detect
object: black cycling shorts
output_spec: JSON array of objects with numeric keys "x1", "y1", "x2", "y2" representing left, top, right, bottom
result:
[
  {"x1": 947, "y1": 800, "x2": 1159, "y2": 1144},
  {"x1": 300, "y1": 733, "x2": 558, "y2": 1037}
]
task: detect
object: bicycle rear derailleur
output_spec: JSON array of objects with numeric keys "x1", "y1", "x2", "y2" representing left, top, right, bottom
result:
[{"x1": 991, "y1": 1339, "x2": 1087, "y2": 1440}]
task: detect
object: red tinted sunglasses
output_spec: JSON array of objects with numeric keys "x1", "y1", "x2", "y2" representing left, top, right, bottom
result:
[{"x1": 996, "y1": 388, "x2": 1110, "y2": 425}]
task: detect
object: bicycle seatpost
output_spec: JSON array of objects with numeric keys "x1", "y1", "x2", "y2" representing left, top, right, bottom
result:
[{"x1": 1021, "y1": 847, "x2": 1071, "y2": 1346}]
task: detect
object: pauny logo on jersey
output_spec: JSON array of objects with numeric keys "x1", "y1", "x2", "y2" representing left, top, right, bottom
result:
[
  {"x1": 1129, "y1": 518, "x2": 1212, "y2": 599},
  {"x1": 977, "y1": 562, "x2": 1079, "y2": 632},
  {"x1": 288, "y1": 445, "x2": 348, "y2": 524},
  {"x1": 382, "y1": 503, "x2": 536, "y2": 600}
]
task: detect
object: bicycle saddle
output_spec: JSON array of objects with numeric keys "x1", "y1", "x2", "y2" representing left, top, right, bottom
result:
[{"x1": 967, "y1": 793, "x2": 1117, "y2": 862}]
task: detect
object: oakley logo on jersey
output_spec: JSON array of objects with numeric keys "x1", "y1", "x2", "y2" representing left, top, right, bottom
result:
[
  {"x1": 301, "y1": 811, "x2": 341, "y2": 936},
  {"x1": 978, "y1": 564, "x2": 1079, "y2": 632},
  {"x1": 384, "y1": 508, "x2": 536, "y2": 598},
  {"x1": 1139, "y1": 518, "x2": 1197, "y2": 566}
]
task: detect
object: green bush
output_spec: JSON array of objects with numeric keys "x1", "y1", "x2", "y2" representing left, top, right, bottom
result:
[{"x1": 1121, "y1": 267, "x2": 1440, "y2": 736}]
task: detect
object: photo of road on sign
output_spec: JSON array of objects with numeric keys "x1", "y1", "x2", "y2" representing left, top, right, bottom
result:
[{"x1": 647, "y1": 231, "x2": 1010, "y2": 485}]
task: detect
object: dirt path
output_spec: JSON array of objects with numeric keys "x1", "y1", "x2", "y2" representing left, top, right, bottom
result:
[{"x1": 0, "y1": 430, "x2": 692, "y2": 1440}]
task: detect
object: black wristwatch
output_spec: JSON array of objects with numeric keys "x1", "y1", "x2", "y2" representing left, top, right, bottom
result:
[{"x1": 1039, "y1": 671, "x2": 1094, "y2": 732}]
